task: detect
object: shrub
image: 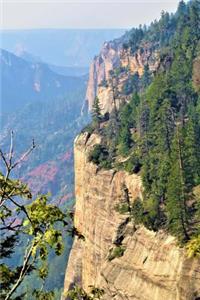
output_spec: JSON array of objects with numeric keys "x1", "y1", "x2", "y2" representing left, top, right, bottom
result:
[
  {"x1": 186, "y1": 235, "x2": 200, "y2": 258},
  {"x1": 115, "y1": 203, "x2": 130, "y2": 214},
  {"x1": 122, "y1": 43, "x2": 129, "y2": 50},
  {"x1": 131, "y1": 198, "x2": 144, "y2": 224},
  {"x1": 88, "y1": 144, "x2": 104, "y2": 164},
  {"x1": 99, "y1": 159, "x2": 112, "y2": 170},
  {"x1": 66, "y1": 285, "x2": 104, "y2": 300},
  {"x1": 99, "y1": 79, "x2": 109, "y2": 88},
  {"x1": 124, "y1": 155, "x2": 142, "y2": 174},
  {"x1": 108, "y1": 245, "x2": 125, "y2": 261},
  {"x1": 81, "y1": 124, "x2": 94, "y2": 134},
  {"x1": 88, "y1": 144, "x2": 112, "y2": 169}
]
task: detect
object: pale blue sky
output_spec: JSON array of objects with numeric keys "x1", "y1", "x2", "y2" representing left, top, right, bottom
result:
[{"x1": 1, "y1": 0, "x2": 181, "y2": 30}]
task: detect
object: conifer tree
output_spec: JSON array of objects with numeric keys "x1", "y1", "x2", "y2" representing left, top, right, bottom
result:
[
  {"x1": 118, "y1": 124, "x2": 132, "y2": 156},
  {"x1": 166, "y1": 125, "x2": 190, "y2": 241},
  {"x1": 92, "y1": 97, "x2": 101, "y2": 128},
  {"x1": 141, "y1": 64, "x2": 151, "y2": 89},
  {"x1": 183, "y1": 119, "x2": 199, "y2": 187}
]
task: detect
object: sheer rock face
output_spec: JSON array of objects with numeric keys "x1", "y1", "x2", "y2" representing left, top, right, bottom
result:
[
  {"x1": 63, "y1": 133, "x2": 200, "y2": 300},
  {"x1": 85, "y1": 40, "x2": 159, "y2": 114}
]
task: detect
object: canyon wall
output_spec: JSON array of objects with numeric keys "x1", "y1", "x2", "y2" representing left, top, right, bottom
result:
[
  {"x1": 85, "y1": 39, "x2": 159, "y2": 114},
  {"x1": 63, "y1": 26, "x2": 200, "y2": 299},
  {"x1": 62, "y1": 132, "x2": 200, "y2": 300}
]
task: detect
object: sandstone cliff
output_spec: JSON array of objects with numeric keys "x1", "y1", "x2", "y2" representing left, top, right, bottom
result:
[
  {"x1": 85, "y1": 39, "x2": 159, "y2": 114},
  {"x1": 63, "y1": 15, "x2": 200, "y2": 298},
  {"x1": 62, "y1": 133, "x2": 200, "y2": 300}
]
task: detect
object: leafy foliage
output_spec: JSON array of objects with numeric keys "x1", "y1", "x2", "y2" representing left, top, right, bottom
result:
[
  {"x1": 88, "y1": 144, "x2": 112, "y2": 169},
  {"x1": 65, "y1": 285, "x2": 104, "y2": 300},
  {"x1": 108, "y1": 245, "x2": 126, "y2": 261},
  {"x1": 115, "y1": 203, "x2": 130, "y2": 214},
  {"x1": 0, "y1": 141, "x2": 75, "y2": 300},
  {"x1": 186, "y1": 236, "x2": 200, "y2": 258}
]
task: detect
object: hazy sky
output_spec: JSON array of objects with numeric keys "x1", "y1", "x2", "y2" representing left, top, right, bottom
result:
[{"x1": 1, "y1": 0, "x2": 181, "y2": 30}]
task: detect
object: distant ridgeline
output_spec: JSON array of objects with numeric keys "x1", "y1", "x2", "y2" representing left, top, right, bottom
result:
[
  {"x1": 86, "y1": 0, "x2": 200, "y2": 245},
  {"x1": 0, "y1": 49, "x2": 89, "y2": 298}
]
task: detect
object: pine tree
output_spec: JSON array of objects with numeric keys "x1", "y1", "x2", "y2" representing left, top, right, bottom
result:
[
  {"x1": 141, "y1": 64, "x2": 151, "y2": 89},
  {"x1": 92, "y1": 97, "x2": 101, "y2": 128},
  {"x1": 183, "y1": 119, "x2": 199, "y2": 187},
  {"x1": 118, "y1": 124, "x2": 132, "y2": 156},
  {"x1": 132, "y1": 72, "x2": 140, "y2": 93},
  {"x1": 189, "y1": 0, "x2": 200, "y2": 42},
  {"x1": 106, "y1": 108, "x2": 120, "y2": 160},
  {"x1": 166, "y1": 125, "x2": 190, "y2": 241}
]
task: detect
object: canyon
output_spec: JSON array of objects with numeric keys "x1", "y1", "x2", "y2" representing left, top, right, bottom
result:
[{"x1": 63, "y1": 12, "x2": 200, "y2": 298}]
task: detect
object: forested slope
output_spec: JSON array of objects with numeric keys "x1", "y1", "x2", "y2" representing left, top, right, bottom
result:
[{"x1": 87, "y1": 0, "x2": 200, "y2": 246}]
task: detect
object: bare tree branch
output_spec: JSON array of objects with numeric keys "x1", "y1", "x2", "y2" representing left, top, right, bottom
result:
[
  {"x1": 0, "y1": 138, "x2": 36, "y2": 206},
  {"x1": 0, "y1": 223, "x2": 22, "y2": 231},
  {"x1": 0, "y1": 148, "x2": 10, "y2": 171},
  {"x1": 5, "y1": 242, "x2": 36, "y2": 300},
  {"x1": 8, "y1": 196, "x2": 33, "y2": 225},
  {"x1": 11, "y1": 139, "x2": 36, "y2": 170}
]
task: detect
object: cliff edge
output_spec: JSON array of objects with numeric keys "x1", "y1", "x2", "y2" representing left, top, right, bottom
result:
[
  {"x1": 62, "y1": 133, "x2": 200, "y2": 300},
  {"x1": 63, "y1": 3, "x2": 200, "y2": 297}
]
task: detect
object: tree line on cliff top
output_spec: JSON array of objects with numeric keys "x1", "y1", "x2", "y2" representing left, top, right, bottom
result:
[
  {"x1": 1, "y1": 1, "x2": 200, "y2": 299},
  {"x1": 88, "y1": 0, "x2": 200, "y2": 253}
]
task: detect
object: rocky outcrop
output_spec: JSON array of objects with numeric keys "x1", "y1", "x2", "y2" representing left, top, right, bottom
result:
[
  {"x1": 85, "y1": 40, "x2": 159, "y2": 114},
  {"x1": 62, "y1": 133, "x2": 200, "y2": 300}
]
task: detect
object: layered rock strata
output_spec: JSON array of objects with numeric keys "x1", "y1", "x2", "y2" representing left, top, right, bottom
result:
[
  {"x1": 85, "y1": 41, "x2": 159, "y2": 114},
  {"x1": 63, "y1": 133, "x2": 200, "y2": 300}
]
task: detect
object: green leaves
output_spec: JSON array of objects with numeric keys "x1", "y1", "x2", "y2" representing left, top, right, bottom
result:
[
  {"x1": 186, "y1": 235, "x2": 200, "y2": 258},
  {"x1": 66, "y1": 285, "x2": 104, "y2": 300},
  {"x1": 0, "y1": 162, "x2": 69, "y2": 299},
  {"x1": 0, "y1": 172, "x2": 32, "y2": 201},
  {"x1": 108, "y1": 246, "x2": 125, "y2": 261},
  {"x1": 38, "y1": 263, "x2": 48, "y2": 280},
  {"x1": 88, "y1": 144, "x2": 112, "y2": 169},
  {"x1": 32, "y1": 290, "x2": 55, "y2": 300},
  {"x1": 0, "y1": 234, "x2": 18, "y2": 259}
]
